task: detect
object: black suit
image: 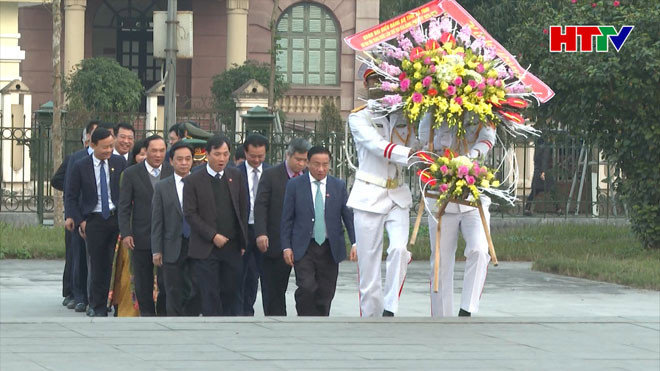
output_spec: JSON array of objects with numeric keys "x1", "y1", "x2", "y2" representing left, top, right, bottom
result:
[
  {"x1": 65, "y1": 154, "x2": 126, "y2": 315},
  {"x1": 151, "y1": 174, "x2": 200, "y2": 316},
  {"x1": 235, "y1": 161, "x2": 271, "y2": 316},
  {"x1": 183, "y1": 165, "x2": 248, "y2": 316},
  {"x1": 254, "y1": 162, "x2": 295, "y2": 315},
  {"x1": 51, "y1": 154, "x2": 73, "y2": 300},
  {"x1": 118, "y1": 161, "x2": 173, "y2": 316}
]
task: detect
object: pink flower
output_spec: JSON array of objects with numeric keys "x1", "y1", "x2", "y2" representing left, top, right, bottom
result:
[
  {"x1": 487, "y1": 77, "x2": 495, "y2": 86},
  {"x1": 457, "y1": 165, "x2": 469, "y2": 178},
  {"x1": 380, "y1": 81, "x2": 398, "y2": 92},
  {"x1": 495, "y1": 79, "x2": 502, "y2": 87},
  {"x1": 478, "y1": 82, "x2": 486, "y2": 91},
  {"x1": 543, "y1": 28, "x2": 548, "y2": 35},
  {"x1": 412, "y1": 92, "x2": 424, "y2": 104},
  {"x1": 476, "y1": 63, "x2": 485, "y2": 73},
  {"x1": 424, "y1": 57, "x2": 432, "y2": 65},
  {"x1": 440, "y1": 165, "x2": 449, "y2": 175},
  {"x1": 439, "y1": 183, "x2": 449, "y2": 193},
  {"x1": 472, "y1": 163, "x2": 481, "y2": 174},
  {"x1": 613, "y1": 0, "x2": 620, "y2": 6},
  {"x1": 591, "y1": 2, "x2": 597, "y2": 7},
  {"x1": 571, "y1": 0, "x2": 577, "y2": 3},
  {"x1": 382, "y1": 94, "x2": 402, "y2": 106},
  {"x1": 400, "y1": 78, "x2": 411, "y2": 92},
  {"x1": 453, "y1": 77, "x2": 463, "y2": 86},
  {"x1": 446, "y1": 85, "x2": 457, "y2": 95},
  {"x1": 468, "y1": 80, "x2": 478, "y2": 88},
  {"x1": 422, "y1": 76, "x2": 433, "y2": 87},
  {"x1": 476, "y1": 91, "x2": 483, "y2": 98},
  {"x1": 430, "y1": 65, "x2": 436, "y2": 73},
  {"x1": 454, "y1": 97, "x2": 463, "y2": 105},
  {"x1": 466, "y1": 175, "x2": 475, "y2": 185}
]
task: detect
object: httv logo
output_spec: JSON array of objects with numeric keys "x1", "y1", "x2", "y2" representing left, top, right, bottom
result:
[{"x1": 549, "y1": 26, "x2": 633, "y2": 52}]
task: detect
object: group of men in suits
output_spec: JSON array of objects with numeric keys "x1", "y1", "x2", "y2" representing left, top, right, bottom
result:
[{"x1": 55, "y1": 122, "x2": 359, "y2": 317}]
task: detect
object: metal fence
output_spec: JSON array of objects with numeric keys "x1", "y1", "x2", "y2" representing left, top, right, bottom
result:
[{"x1": 1, "y1": 111, "x2": 627, "y2": 224}]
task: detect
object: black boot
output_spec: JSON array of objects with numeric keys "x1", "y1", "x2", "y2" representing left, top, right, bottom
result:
[
  {"x1": 458, "y1": 308, "x2": 471, "y2": 317},
  {"x1": 382, "y1": 310, "x2": 394, "y2": 317}
]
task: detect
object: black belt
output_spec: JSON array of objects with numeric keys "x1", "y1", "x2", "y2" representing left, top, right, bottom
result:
[{"x1": 90, "y1": 209, "x2": 117, "y2": 217}]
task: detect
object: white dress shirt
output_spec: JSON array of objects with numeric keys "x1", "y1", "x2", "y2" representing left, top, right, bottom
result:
[
  {"x1": 174, "y1": 173, "x2": 187, "y2": 210},
  {"x1": 113, "y1": 148, "x2": 129, "y2": 161},
  {"x1": 92, "y1": 154, "x2": 115, "y2": 212},
  {"x1": 247, "y1": 163, "x2": 262, "y2": 224},
  {"x1": 310, "y1": 172, "x2": 327, "y2": 209},
  {"x1": 206, "y1": 164, "x2": 224, "y2": 179},
  {"x1": 144, "y1": 160, "x2": 163, "y2": 177}
]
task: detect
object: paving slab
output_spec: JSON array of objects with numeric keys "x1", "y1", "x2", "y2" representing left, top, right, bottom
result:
[{"x1": 1, "y1": 259, "x2": 658, "y2": 370}]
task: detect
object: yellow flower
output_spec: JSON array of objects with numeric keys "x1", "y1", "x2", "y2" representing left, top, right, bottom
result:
[
  {"x1": 455, "y1": 47, "x2": 465, "y2": 54},
  {"x1": 414, "y1": 72, "x2": 422, "y2": 79},
  {"x1": 415, "y1": 82, "x2": 423, "y2": 92},
  {"x1": 413, "y1": 62, "x2": 422, "y2": 71},
  {"x1": 480, "y1": 179, "x2": 490, "y2": 188},
  {"x1": 449, "y1": 101, "x2": 461, "y2": 113},
  {"x1": 440, "y1": 81, "x2": 449, "y2": 91},
  {"x1": 402, "y1": 60, "x2": 411, "y2": 69},
  {"x1": 492, "y1": 180, "x2": 500, "y2": 187},
  {"x1": 487, "y1": 69, "x2": 498, "y2": 78},
  {"x1": 496, "y1": 90, "x2": 505, "y2": 98},
  {"x1": 464, "y1": 85, "x2": 472, "y2": 94},
  {"x1": 429, "y1": 164, "x2": 439, "y2": 172}
]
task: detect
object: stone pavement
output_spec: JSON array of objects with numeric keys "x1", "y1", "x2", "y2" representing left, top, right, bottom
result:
[{"x1": 1, "y1": 259, "x2": 658, "y2": 370}]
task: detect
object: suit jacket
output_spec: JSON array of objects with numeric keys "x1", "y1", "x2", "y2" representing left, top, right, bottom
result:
[
  {"x1": 60, "y1": 148, "x2": 91, "y2": 214},
  {"x1": 118, "y1": 161, "x2": 173, "y2": 250},
  {"x1": 183, "y1": 166, "x2": 248, "y2": 260},
  {"x1": 65, "y1": 154, "x2": 126, "y2": 226},
  {"x1": 51, "y1": 154, "x2": 71, "y2": 192},
  {"x1": 280, "y1": 173, "x2": 356, "y2": 264},
  {"x1": 238, "y1": 161, "x2": 271, "y2": 227},
  {"x1": 254, "y1": 162, "x2": 290, "y2": 258},
  {"x1": 151, "y1": 175, "x2": 184, "y2": 263}
]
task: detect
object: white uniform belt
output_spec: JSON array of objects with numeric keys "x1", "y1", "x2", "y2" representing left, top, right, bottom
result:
[{"x1": 356, "y1": 170, "x2": 403, "y2": 189}]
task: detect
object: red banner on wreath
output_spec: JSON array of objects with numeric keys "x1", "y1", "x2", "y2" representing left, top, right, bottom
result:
[{"x1": 344, "y1": 0, "x2": 554, "y2": 103}]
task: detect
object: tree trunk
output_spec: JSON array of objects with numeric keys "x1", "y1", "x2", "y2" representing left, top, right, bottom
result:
[
  {"x1": 268, "y1": 0, "x2": 279, "y2": 110},
  {"x1": 52, "y1": 0, "x2": 64, "y2": 227}
]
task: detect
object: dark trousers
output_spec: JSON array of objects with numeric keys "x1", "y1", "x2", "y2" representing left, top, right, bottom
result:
[
  {"x1": 84, "y1": 213, "x2": 119, "y2": 315},
  {"x1": 62, "y1": 228, "x2": 73, "y2": 298},
  {"x1": 162, "y1": 239, "x2": 200, "y2": 316},
  {"x1": 262, "y1": 252, "x2": 292, "y2": 316},
  {"x1": 131, "y1": 248, "x2": 166, "y2": 316},
  {"x1": 71, "y1": 231, "x2": 88, "y2": 304},
  {"x1": 192, "y1": 245, "x2": 242, "y2": 316},
  {"x1": 236, "y1": 225, "x2": 265, "y2": 316},
  {"x1": 293, "y1": 240, "x2": 338, "y2": 316}
]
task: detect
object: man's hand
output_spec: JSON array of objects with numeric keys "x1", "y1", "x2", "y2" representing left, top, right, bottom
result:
[
  {"x1": 241, "y1": 249, "x2": 246, "y2": 256},
  {"x1": 79, "y1": 221, "x2": 87, "y2": 239},
  {"x1": 283, "y1": 249, "x2": 294, "y2": 267},
  {"x1": 256, "y1": 235, "x2": 269, "y2": 253},
  {"x1": 468, "y1": 149, "x2": 480, "y2": 159},
  {"x1": 152, "y1": 253, "x2": 163, "y2": 267},
  {"x1": 213, "y1": 234, "x2": 229, "y2": 248},
  {"x1": 540, "y1": 172, "x2": 545, "y2": 181},
  {"x1": 122, "y1": 236, "x2": 135, "y2": 250},
  {"x1": 349, "y1": 245, "x2": 358, "y2": 262},
  {"x1": 65, "y1": 218, "x2": 75, "y2": 232}
]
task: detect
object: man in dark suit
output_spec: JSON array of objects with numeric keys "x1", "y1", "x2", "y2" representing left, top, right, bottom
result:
[
  {"x1": 65, "y1": 127, "x2": 126, "y2": 317},
  {"x1": 152, "y1": 141, "x2": 199, "y2": 316},
  {"x1": 184, "y1": 135, "x2": 248, "y2": 316},
  {"x1": 235, "y1": 133, "x2": 270, "y2": 316},
  {"x1": 118, "y1": 135, "x2": 172, "y2": 316},
  {"x1": 60, "y1": 121, "x2": 99, "y2": 312},
  {"x1": 254, "y1": 138, "x2": 310, "y2": 316},
  {"x1": 281, "y1": 146, "x2": 356, "y2": 316}
]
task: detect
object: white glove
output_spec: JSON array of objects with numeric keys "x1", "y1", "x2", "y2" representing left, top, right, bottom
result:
[{"x1": 468, "y1": 149, "x2": 480, "y2": 159}]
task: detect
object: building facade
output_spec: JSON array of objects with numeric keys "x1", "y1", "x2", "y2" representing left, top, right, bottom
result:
[{"x1": 6, "y1": 0, "x2": 379, "y2": 122}]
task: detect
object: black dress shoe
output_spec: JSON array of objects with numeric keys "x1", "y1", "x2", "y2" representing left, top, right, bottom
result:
[
  {"x1": 62, "y1": 296, "x2": 74, "y2": 306},
  {"x1": 458, "y1": 308, "x2": 471, "y2": 317},
  {"x1": 86, "y1": 308, "x2": 108, "y2": 317},
  {"x1": 382, "y1": 310, "x2": 394, "y2": 317},
  {"x1": 74, "y1": 303, "x2": 87, "y2": 312},
  {"x1": 86, "y1": 307, "x2": 94, "y2": 317},
  {"x1": 66, "y1": 300, "x2": 77, "y2": 309}
]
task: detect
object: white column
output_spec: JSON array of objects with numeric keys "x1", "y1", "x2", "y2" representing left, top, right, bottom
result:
[
  {"x1": 64, "y1": 0, "x2": 87, "y2": 76},
  {"x1": 226, "y1": 0, "x2": 249, "y2": 69}
]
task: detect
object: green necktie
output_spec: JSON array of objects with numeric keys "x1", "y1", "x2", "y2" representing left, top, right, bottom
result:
[{"x1": 313, "y1": 180, "x2": 326, "y2": 245}]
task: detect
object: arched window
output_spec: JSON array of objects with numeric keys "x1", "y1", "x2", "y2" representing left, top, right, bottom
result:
[{"x1": 276, "y1": 3, "x2": 340, "y2": 86}]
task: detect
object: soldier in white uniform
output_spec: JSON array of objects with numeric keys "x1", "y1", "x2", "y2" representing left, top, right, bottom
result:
[
  {"x1": 347, "y1": 66, "x2": 419, "y2": 317},
  {"x1": 418, "y1": 113, "x2": 497, "y2": 317}
]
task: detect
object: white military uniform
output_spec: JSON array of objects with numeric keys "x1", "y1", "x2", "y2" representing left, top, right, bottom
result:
[
  {"x1": 418, "y1": 113, "x2": 496, "y2": 317},
  {"x1": 347, "y1": 102, "x2": 419, "y2": 317}
]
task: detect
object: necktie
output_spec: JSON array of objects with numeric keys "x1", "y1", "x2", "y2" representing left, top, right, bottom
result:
[
  {"x1": 215, "y1": 172, "x2": 222, "y2": 180},
  {"x1": 152, "y1": 168, "x2": 160, "y2": 177},
  {"x1": 313, "y1": 180, "x2": 326, "y2": 245},
  {"x1": 182, "y1": 215, "x2": 191, "y2": 239},
  {"x1": 99, "y1": 160, "x2": 110, "y2": 219},
  {"x1": 252, "y1": 168, "x2": 260, "y2": 198}
]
